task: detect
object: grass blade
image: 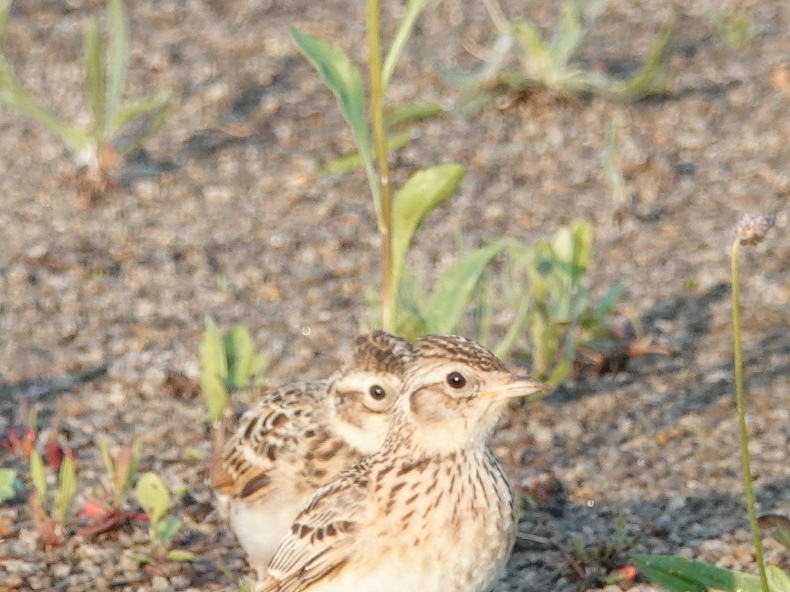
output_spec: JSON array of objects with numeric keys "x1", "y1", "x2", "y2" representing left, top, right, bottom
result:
[
  {"x1": 289, "y1": 26, "x2": 379, "y2": 215},
  {"x1": 317, "y1": 128, "x2": 414, "y2": 175},
  {"x1": 632, "y1": 554, "x2": 763, "y2": 592},
  {"x1": 382, "y1": 0, "x2": 429, "y2": 88},
  {"x1": 54, "y1": 456, "x2": 76, "y2": 524},
  {"x1": 390, "y1": 164, "x2": 465, "y2": 309},
  {"x1": 109, "y1": 90, "x2": 171, "y2": 152},
  {"x1": 384, "y1": 100, "x2": 442, "y2": 129},
  {"x1": 83, "y1": 19, "x2": 104, "y2": 134},
  {"x1": 604, "y1": 6, "x2": 675, "y2": 99},
  {"x1": 424, "y1": 240, "x2": 509, "y2": 334},
  {"x1": 104, "y1": 0, "x2": 130, "y2": 131}
]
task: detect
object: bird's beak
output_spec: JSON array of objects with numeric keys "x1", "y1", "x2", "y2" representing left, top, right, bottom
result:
[{"x1": 479, "y1": 375, "x2": 547, "y2": 401}]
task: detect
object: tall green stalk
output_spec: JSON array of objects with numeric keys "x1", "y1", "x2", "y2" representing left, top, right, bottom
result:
[
  {"x1": 730, "y1": 238, "x2": 769, "y2": 592},
  {"x1": 366, "y1": 0, "x2": 394, "y2": 332}
]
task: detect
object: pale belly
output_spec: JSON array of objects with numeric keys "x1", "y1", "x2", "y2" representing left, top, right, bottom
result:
[{"x1": 230, "y1": 497, "x2": 306, "y2": 573}]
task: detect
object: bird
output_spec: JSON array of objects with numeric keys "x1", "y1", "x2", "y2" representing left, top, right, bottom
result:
[
  {"x1": 211, "y1": 331, "x2": 413, "y2": 578},
  {"x1": 255, "y1": 334, "x2": 547, "y2": 592}
]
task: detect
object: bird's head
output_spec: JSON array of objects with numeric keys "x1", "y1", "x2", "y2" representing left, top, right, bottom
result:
[
  {"x1": 326, "y1": 331, "x2": 413, "y2": 454},
  {"x1": 391, "y1": 334, "x2": 546, "y2": 455}
]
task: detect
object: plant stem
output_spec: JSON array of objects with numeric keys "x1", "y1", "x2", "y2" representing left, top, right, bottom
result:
[
  {"x1": 730, "y1": 239, "x2": 770, "y2": 592},
  {"x1": 366, "y1": 0, "x2": 394, "y2": 332}
]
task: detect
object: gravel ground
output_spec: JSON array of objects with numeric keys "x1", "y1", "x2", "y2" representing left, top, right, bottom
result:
[{"x1": 0, "y1": 0, "x2": 788, "y2": 591}]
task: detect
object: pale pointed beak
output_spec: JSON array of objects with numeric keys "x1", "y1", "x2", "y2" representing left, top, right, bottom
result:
[{"x1": 479, "y1": 375, "x2": 547, "y2": 401}]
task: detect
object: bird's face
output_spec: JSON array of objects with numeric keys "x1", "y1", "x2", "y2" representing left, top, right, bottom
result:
[
  {"x1": 395, "y1": 335, "x2": 546, "y2": 454},
  {"x1": 326, "y1": 332, "x2": 413, "y2": 454},
  {"x1": 328, "y1": 369, "x2": 402, "y2": 455}
]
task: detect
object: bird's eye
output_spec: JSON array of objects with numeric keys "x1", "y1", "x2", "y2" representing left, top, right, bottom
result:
[
  {"x1": 369, "y1": 385, "x2": 387, "y2": 400},
  {"x1": 446, "y1": 372, "x2": 466, "y2": 389}
]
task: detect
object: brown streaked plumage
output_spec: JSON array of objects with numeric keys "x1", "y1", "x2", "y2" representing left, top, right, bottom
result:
[
  {"x1": 211, "y1": 332, "x2": 413, "y2": 578},
  {"x1": 255, "y1": 334, "x2": 547, "y2": 592}
]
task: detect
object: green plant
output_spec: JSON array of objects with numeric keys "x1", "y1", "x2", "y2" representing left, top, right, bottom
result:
[
  {"x1": 391, "y1": 239, "x2": 511, "y2": 340},
  {"x1": 134, "y1": 472, "x2": 195, "y2": 562},
  {"x1": 634, "y1": 213, "x2": 778, "y2": 592},
  {"x1": 0, "y1": 0, "x2": 171, "y2": 201},
  {"x1": 391, "y1": 221, "x2": 620, "y2": 382},
  {"x1": 568, "y1": 516, "x2": 639, "y2": 587},
  {"x1": 443, "y1": 0, "x2": 675, "y2": 112},
  {"x1": 507, "y1": 220, "x2": 622, "y2": 383},
  {"x1": 706, "y1": 8, "x2": 758, "y2": 48},
  {"x1": 290, "y1": 0, "x2": 465, "y2": 332},
  {"x1": 603, "y1": 117, "x2": 628, "y2": 223},
  {"x1": 632, "y1": 553, "x2": 790, "y2": 592},
  {"x1": 98, "y1": 437, "x2": 140, "y2": 509},
  {"x1": 28, "y1": 450, "x2": 77, "y2": 546},
  {"x1": 0, "y1": 467, "x2": 19, "y2": 503},
  {"x1": 199, "y1": 317, "x2": 267, "y2": 423}
]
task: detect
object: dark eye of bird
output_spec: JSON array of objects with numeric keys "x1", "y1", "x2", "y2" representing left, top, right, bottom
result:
[
  {"x1": 447, "y1": 372, "x2": 466, "y2": 389},
  {"x1": 369, "y1": 385, "x2": 386, "y2": 400}
]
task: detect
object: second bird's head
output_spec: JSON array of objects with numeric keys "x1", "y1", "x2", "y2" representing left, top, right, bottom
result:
[{"x1": 325, "y1": 331, "x2": 413, "y2": 454}]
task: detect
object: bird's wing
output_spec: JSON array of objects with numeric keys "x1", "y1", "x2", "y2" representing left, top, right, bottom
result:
[
  {"x1": 255, "y1": 460, "x2": 371, "y2": 592},
  {"x1": 211, "y1": 381, "x2": 326, "y2": 502}
]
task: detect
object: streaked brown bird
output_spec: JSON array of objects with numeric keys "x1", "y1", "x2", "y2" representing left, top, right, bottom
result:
[
  {"x1": 211, "y1": 331, "x2": 413, "y2": 577},
  {"x1": 255, "y1": 334, "x2": 547, "y2": 592}
]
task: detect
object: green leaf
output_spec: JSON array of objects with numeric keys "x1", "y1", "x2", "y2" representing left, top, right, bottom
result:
[
  {"x1": 424, "y1": 240, "x2": 509, "y2": 334},
  {"x1": 595, "y1": 281, "x2": 623, "y2": 319},
  {"x1": 604, "y1": 118, "x2": 627, "y2": 207},
  {"x1": 289, "y1": 26, "x2": 379, "y2": 217},
  {"x1": 0, "y1": 468, "x2": 18, "y2": 503},
  {"x1": 29, "y1": 450, "x2": 47, "y2": 502},
  {"x1": 768, "y1": 566, "x2": 790, "y2": 592},
  {"x1": 200, "y1": 316, "x2": 229, "y2": 423},
  {"x1": 107, "y1": 90, "x2": 171, "y2": 148},
  {"x1": 134, "y1": 472, "x2": 171, "y2": 527},
  {"x1": 82, "y1": 19, "x2": 104, "y2": 133},
  {"x1": 0, "y1": 62, "x2": 88, "y2": 153},
  {"x1": 382, "y1": 0, "x2": 429, "y2": 88},
  {"x1": 632, "y1": 554, "x2": 763, "y2": 592},
  {"x1": 104, "y1": 0, "x2": 130, "y2": 127},
  {"x1": 545, "y1": 357, "x2": 574, "y2": 386},
  {"x1": 98, "y1": 437, "x2": 114, "y2": 484},
  {"x1": 317, "y1": 128, "x2": 414, "y2": 176},
  {"x1": 384, "y1": 101, "x2": 443, "y2": 129},
  {"x1": 224, "y1": 325, "x2": 256, "y2": 391},
  {"x1": 155, "y1": 514, "x2": 181, "y2": 543},
  {"x1": 390, "y1": 164, "x2": 465, "y2": 309},
  {"x1": 549, "y1": 0, "x2": 586, "y2": 68},
  {"x1": 603, "y1": 7, "x2": 675, "y2": 100},
  {"x1": 758, "y1": 513, "x2": 790, "y2": 552},
  {"x1": 569, "y1": 218, "x2": 594, "y2": 275},
  {"x1": 54, "y1": 456, "x2": 76, "y2": 524},
  {"x1": 165, "y1": 549, "x2": 196, "y2": 562}
]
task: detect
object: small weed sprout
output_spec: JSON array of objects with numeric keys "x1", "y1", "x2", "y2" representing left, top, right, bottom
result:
[
  {"x1": 0, "y1": 0, "x2": 171, "y2": 201},
  {"x1": 134, "y1": 472, "x2": 195, "y2": 562},
  {"x1": 443, "y1": 0, "x2": 675, "y2": 112},
  {"x1": 634, "y1": 213, "x2": 781, "y2": 592},
  {"x1": 199, "y1": 316, "x2": 267, "y2": 424},
  {"x1": 706, "y1": 8, "x2": 758, "y2": 49},
  {"x1": 98, "y1": 437, "x2": 140, "y2": 509},
  {"x1": 0, "y1": 467, "x2": 19, "y2": 503},
  {"x1": 28, "y1": 450, "x2": 77, "y2": 546},
  {"x1": 510, "y1": 220, "x2": 622, "y2": 384}
]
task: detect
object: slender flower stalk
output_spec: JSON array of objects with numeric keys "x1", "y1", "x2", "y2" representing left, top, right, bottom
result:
[
  {"x1": 730, "y1": 212, "x2": 775, "y2": 592},
  {"x1": 366, "y1": 0, "x2": 394, "y2": 332}
]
